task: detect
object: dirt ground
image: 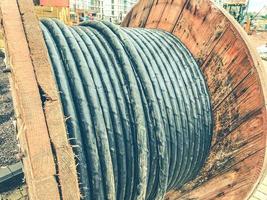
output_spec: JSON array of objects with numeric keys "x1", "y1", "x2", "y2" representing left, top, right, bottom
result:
[
  {"x1": 249, "y1": 32, "x2": 267, "y2": 47},
  {"x1": 0, "y1": 53, "x2": 19, "y2": 167},
  {"x1": 248, "y1": 32, "x2": 267, "y2": 68}
]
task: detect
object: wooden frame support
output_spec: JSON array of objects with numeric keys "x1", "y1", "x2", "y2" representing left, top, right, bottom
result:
[{"x1": 0, "y1": 0, "x2": 80, "y2": 199}]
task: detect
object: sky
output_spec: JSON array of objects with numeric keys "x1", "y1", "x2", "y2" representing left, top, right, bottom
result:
[{"x1": 247, "y1": 0, "x2": 267, "y2": 12}]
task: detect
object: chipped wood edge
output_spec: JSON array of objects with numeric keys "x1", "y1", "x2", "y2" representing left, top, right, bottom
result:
[
  {"x1": 16, "y1": 0, "x2": 81, "y2": 199},
  {"x1": 0, "y1": 0, "x2": 72, "y2": 199}
]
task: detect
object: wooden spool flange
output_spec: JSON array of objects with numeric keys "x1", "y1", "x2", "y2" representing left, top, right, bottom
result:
[
  {"x1": 122, "y1": 0, "x2": 267, "y2": 199},
  {"x1": 0, "y1": 0, "x2": 267, "y2": 199}
]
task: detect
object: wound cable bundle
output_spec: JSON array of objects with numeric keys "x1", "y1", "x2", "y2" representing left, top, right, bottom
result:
[{"x1": 40, "y1": 19, "x2": 213, "y2": 200}]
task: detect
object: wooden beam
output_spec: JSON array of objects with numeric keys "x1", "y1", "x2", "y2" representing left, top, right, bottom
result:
[
  {"x1": 0, "y1": 0, "x2": 60, "y2": 199},
  {"x1": 17, "y1": 0, "x2": 80, "y2": 199},
  {"x1": 0, "y1": 0, "x2": 80, "y2": 199}
]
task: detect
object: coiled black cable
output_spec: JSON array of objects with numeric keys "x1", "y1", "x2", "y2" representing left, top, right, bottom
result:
[{"x1": 40, "y1": 19, "x2": 213, "y2": 200}]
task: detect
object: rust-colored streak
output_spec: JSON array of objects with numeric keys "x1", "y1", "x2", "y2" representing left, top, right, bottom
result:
[
  {"x1": 213, "y1": 73, "x2": 263, "y2": 145},
  {"x1": 202, "y1": 26, "x2": 255, "y2": 109},
  {"x1": 157, "y1": 0, "x2": 187, "y2": 32}
]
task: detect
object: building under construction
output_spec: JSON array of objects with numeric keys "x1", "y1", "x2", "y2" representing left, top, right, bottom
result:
[{"x1": 33, "y1": 0, "x2": 136, "y2": 23}]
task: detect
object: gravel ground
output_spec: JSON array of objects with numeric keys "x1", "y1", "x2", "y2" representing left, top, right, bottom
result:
[
  {"x1": 249, "y1": 32, "x2": 267, "y2": 68},
  {"x1": 0, "y1": 185, "x2": 28, "y2": 200},
  {"x1": 0, "y1": 51, "x2": 19, "y2": 167}
]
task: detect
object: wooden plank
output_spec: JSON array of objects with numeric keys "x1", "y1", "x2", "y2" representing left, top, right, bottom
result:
[
  {"x1": 201, "y1": 26, "x2": 256, "y2": 108},
  {"x1": 145, "y1": 0, "x2": 169, "y2": 28},
  {"x1": 17, "y1": 0, "x2": 80, "y2": 199},
  {"x1": 125, "y1": 0, "x2": 155, "y2": 27},
  {"x1": 172, "y1": 0, "x2": 230, "y2": 65},
  {"x1": 7, "y1": 65, "x2": 36, "y2": 199},
  {"x1": 212, "y1": 72, "x2": 263, "y2": 145},
  {"x1": 0, "y1": 0, "x2": 60, "y2": 199},
  {"x1": 157, "y1": 0, "x2": 187, "y2": 32}
]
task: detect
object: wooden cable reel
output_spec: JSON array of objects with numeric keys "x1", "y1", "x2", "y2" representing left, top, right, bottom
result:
[{"x1": 0, "y1": 0, "x2": 267, "y2": 199}]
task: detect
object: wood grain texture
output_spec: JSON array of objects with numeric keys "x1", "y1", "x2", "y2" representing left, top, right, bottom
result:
[
  {"x1": 0, "y1": 0, "x2": 60, "y2": 199},
  {"x1": 17, "y1": 0, "x2": 81, "y2": 199},
  {"x1": 122, "y1": 0, "x2": 267, "y2": 199}
]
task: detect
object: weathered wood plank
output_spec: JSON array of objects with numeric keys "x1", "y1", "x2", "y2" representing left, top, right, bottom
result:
[
  {"x1": 125, "y1": 0, "x2": 154, "y2": 27},
  {"x1": 212, "y1": 72, "x2": 263, "y2": 145},
  {"x1": 157, "y1": 0, "x2": 187, "y2": 32},
  {"x1": 17, "y1": 0, "x2": 80, "y2": 199},
  {"x1": 172, "y1": 0, "x2": 230, "y2": 65},
  {"x1": 0, "y1": 0, "x2": 60, "y2": 199},
  {"x1": 201, "y1": 26, "x2": 256, "y2": 109},
  {"x1": 145, "y1": 0, "x2": 169, "y2": 28}
]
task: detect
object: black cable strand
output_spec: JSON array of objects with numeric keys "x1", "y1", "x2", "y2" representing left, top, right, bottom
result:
[
  {"x1": 153, "y1": 30, "x2": 212, "y2": 183},
  {"x1": 136, "y1": 29, "x2": 201, "y2": 189},
  {"x1": 100, "y1": 21, "x2": 169, "y2": 200},
  {"x1": 41, "y1": 23, "x2": 92, "y2": 199},
  {"x1": 80, "y1": 26, "x2": 136, "y2": 200},
  {"x1": 71, "y1": 26, "x2": 128, "y2": 199},
  {"x1": 122, "y1": 28, "x2": 178, "y2": 199},
  {"x1": 126, "y1": 28, "x2": 192, "y2": 191}
]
